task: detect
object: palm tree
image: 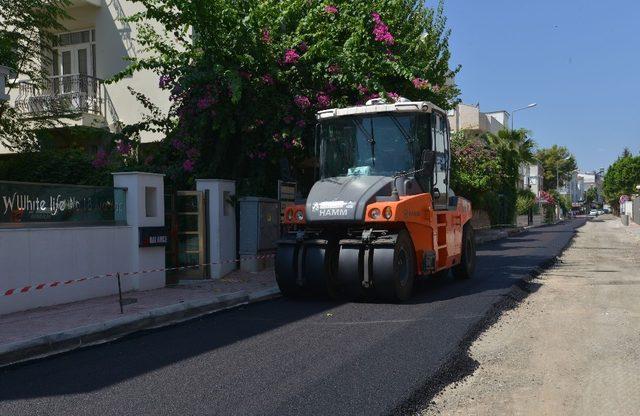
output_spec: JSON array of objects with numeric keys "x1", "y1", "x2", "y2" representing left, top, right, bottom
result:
[
  {"x1": 484, "y1": 128, "x2": 536, "y2": 166},
  {"x1": 483, "y1": 129, "x2": 537, "y2": 224}
]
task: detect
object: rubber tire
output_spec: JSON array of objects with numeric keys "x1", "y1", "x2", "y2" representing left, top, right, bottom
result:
[
  {"x1": 336, "y1": 245, "x2": 367, "y2": 300},
  {"x1": 372, "y1": 230, "x2": 416, "y2": 302},
  {"x1": 275, "y1": 242, "x2": 303, "y2": 298},
  {"x1": 303, "y1": 241, "x2": 340, "y2": 298},
  {"x1": 452, "y1": 224, "x2": 476, "y2": 279}
]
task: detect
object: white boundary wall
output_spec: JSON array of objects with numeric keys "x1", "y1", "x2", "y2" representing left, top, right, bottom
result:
[{"x1": 0, "y1": 172, "x2": 165, "y2": 315}]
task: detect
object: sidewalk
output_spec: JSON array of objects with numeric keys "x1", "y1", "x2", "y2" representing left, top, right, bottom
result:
[
  {"x1": 0, "y1": 223, "x2": 540, "y2": 368},
  {"x1": 0, "y1": 269, "x2": 278, "y2": 367},
  {"x1": 421, "y1": 216, "x2": 640, "y2": 415}
]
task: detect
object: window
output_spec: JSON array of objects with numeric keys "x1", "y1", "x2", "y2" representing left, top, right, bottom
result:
[{"x1": 52, "y1": 29, "x2": 97, "y2": 79}]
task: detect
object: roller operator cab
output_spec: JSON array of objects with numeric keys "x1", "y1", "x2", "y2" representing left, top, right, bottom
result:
[{"x1": 276, "y1": 98, "x2": 476, "y2": 302}]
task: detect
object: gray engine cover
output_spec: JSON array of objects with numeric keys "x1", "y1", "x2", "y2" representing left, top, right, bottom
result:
[{"x1": 305, "y1": 176, "x2": 393, "y2": 222}]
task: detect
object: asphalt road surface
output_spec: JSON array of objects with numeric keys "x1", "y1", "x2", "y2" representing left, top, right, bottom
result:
[{"x1": 0, "y1": 219, "x2": 585, "y2": 416}]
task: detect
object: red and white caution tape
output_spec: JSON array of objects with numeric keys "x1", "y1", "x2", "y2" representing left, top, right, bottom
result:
[{"x1": 2, "y1": 253, "x2": 276, "y2": 296}]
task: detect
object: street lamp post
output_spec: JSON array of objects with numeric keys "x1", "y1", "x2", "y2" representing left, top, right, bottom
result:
[{"x1": 511, "y1": 103, "x2": 537, "y2": 130}]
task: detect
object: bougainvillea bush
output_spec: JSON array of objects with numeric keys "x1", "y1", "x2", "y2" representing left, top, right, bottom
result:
[
  {"x1": 450, "y1": 132, "x2": 503, "y2": 205},
  {"x1": 112, "y1": 0, "x2": 460, "y2": 193}
]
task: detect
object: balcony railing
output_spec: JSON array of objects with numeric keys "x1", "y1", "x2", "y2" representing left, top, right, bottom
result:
[{"x1": 15, "y1": 74, "x2": 106, "y2": 118}]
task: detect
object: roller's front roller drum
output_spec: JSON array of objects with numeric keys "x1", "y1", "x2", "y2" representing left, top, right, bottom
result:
[
  {"x1": 275, "y1": 241, "x2": 303, "y2": 298},
  {"x1": 336, "y1": 245, "x2": 366, "y2": 300},
  {"x1": 372, "y1": 230, "x2": 416, "y2": 302},
  {"x1": 302, "y1": 241, "x2": 340, "y2": 298}
]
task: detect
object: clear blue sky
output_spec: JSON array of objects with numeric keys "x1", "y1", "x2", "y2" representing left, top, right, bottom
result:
[{"x1": 442, "y1": 0, "x2": 640, "y2": 171}]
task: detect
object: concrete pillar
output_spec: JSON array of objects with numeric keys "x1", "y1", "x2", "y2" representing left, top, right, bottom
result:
[
  {"x1": 112, "y1": 172, "x2": 166, "y2": 290},
  {"x1": 196, "y1": 179, "x2": 237, "y2": 279}
]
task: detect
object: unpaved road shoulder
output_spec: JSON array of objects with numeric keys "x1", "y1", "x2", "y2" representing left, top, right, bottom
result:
[{"x1": 421, "y1": 217, "x2": 640, "y2": 416}]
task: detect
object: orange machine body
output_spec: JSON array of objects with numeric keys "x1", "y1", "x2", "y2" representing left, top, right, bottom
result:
[{"x1": 283, "y1": 194, "x2": 472, "y2": 276}]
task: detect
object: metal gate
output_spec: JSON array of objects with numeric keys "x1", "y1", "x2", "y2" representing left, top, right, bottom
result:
[{"x1": 165, "y1": 191, "x2": 208, "y2": 283}]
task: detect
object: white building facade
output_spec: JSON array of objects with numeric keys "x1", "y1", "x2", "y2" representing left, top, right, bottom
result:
[
  {"x1": 447, "y1": 103, "x2": 510, "y2": 137},
  {"x1": 519, "y1": 161, "x2": 544, "y2": 197},
  {"x1": 4, "y1": 0, "x2": 170, "y2": 153}
]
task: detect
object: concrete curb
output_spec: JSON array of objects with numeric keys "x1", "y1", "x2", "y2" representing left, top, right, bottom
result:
[
  {"x1": 0, "y1": 286, "x2": 281, "y2": 368},
  {"x1": 475, "y1": 227, "x2": 525, "y2": 245}
]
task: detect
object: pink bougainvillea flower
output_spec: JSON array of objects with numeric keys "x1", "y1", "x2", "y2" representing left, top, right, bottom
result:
[
  {"x1": 296, "y1": 120, "x2": 306, "y2": 128},
  {"x1": 197, "y1": 96, "x2": 213, "y2": 110},
  {"x1": 371, "y1": 12, "x2": 395, "y2": 45},
  {"x1": 92, "y1": 149, "x2": 109, "y2": 169},
  {"x1": 387, "y1": 92, "x2": 400, "y2": 102},
  {"x1": 183, "y1": 159, "x2": 195, "y2": 172},
  {"x1": 294, "y1": 95, "x2": 311, "y2": 109},
  {"x1": 284, "y1": 49, "x2": 301, "y2": 64},
  {"x1": 261, "y1": 74, "x2": 275, "y2": 85},
  {"x1": 357, "y1": 84, "x2": 369, "y2": 95},
  {"x1": 412, "y1": 77, "x2": 431, "y2": 90},
  {"x1": 159, "y1": 74, "x2": 171, "y2": 89},
  {"x1": 324, "y1": 5, "x2": 338, "y2": 14},
  {"x1": 116, "y1": 142, "x2": 132, "y2": 155},
  {"x1": 327, "y1": 64, "x2": 340, "y2": 74},
  {"x1": 316, "y1": 92, "x2": 331, "y2": 108},
  {"x1": 186, "y1": 148, "x2": 199, "y2": 159},
  {"x1": 172, "y1": 139, "x2": 185, "y2": 150},
  {"x1": 261, "y1": 29, "x2": 271, "y2": 43}
]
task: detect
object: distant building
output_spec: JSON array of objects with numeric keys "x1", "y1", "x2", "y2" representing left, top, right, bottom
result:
[
  {"x1": 565, "y1": 170, "x2": 605, "y2": 204},
  {"x1": 518, "y1": 161, "x2": 544, "y2": 197},
  {"x1": 447, "y1": 103, "x2": 509, "y2": 137},
  {"x1": 578, "y1": 170, "x2": 604, "y2": 204}
]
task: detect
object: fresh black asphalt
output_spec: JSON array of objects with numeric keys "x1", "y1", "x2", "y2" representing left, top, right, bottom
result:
[{"x1": 0, "y1": 219, "x2": 585, "y2": 416}]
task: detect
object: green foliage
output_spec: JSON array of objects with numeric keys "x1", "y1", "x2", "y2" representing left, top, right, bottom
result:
[
  {"x1": 0, "y1": 0, "x2": 71, "y2": 151},
  {"x1": 516, "y1": 189, "x2": 536, "y2": 215},
  {"x1": 603, "y1": 150, "x2": 640, "y2": 209},
  {"x1": 114, "y1": 0, "x2": 460, "y2": 192},
  {"x1": 450, "y1": 132, "x2": 502, "y2": 205},
  {"x1": 0, "y1": 149, "x2": 112, "y2": 186},
  {"x1": 584, "y1": 187, "x2": 598, "y2": 206},
  {"x1": 483, "y1": 128, "x2": 536, "y2": 225},
  {"x1": 544, "y1": 205, "x2": 556, "y2": 224},
  {"x1": 535, "y1": 145, "x2": 577, "y2": 191},
  {"x1": 451, "y1": 128, "x2": 538, "y2": 225}
]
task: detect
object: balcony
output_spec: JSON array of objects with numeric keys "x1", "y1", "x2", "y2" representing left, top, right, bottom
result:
[{"x1": 15, "y1": 74, "x2": 107, "y2": 119}]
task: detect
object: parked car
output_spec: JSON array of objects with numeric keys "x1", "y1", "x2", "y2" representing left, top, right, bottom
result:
[
  {"x1": 589, "y1": 209, "x2": 598, "y2": 217},
  {"x1": 597, "y1": 209, "x2": 604, "y2": 215}
]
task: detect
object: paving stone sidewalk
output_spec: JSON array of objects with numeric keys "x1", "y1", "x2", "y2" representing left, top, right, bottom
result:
[{"x1": 0, "y1": 269, "x2": 277, "y2": 366}]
